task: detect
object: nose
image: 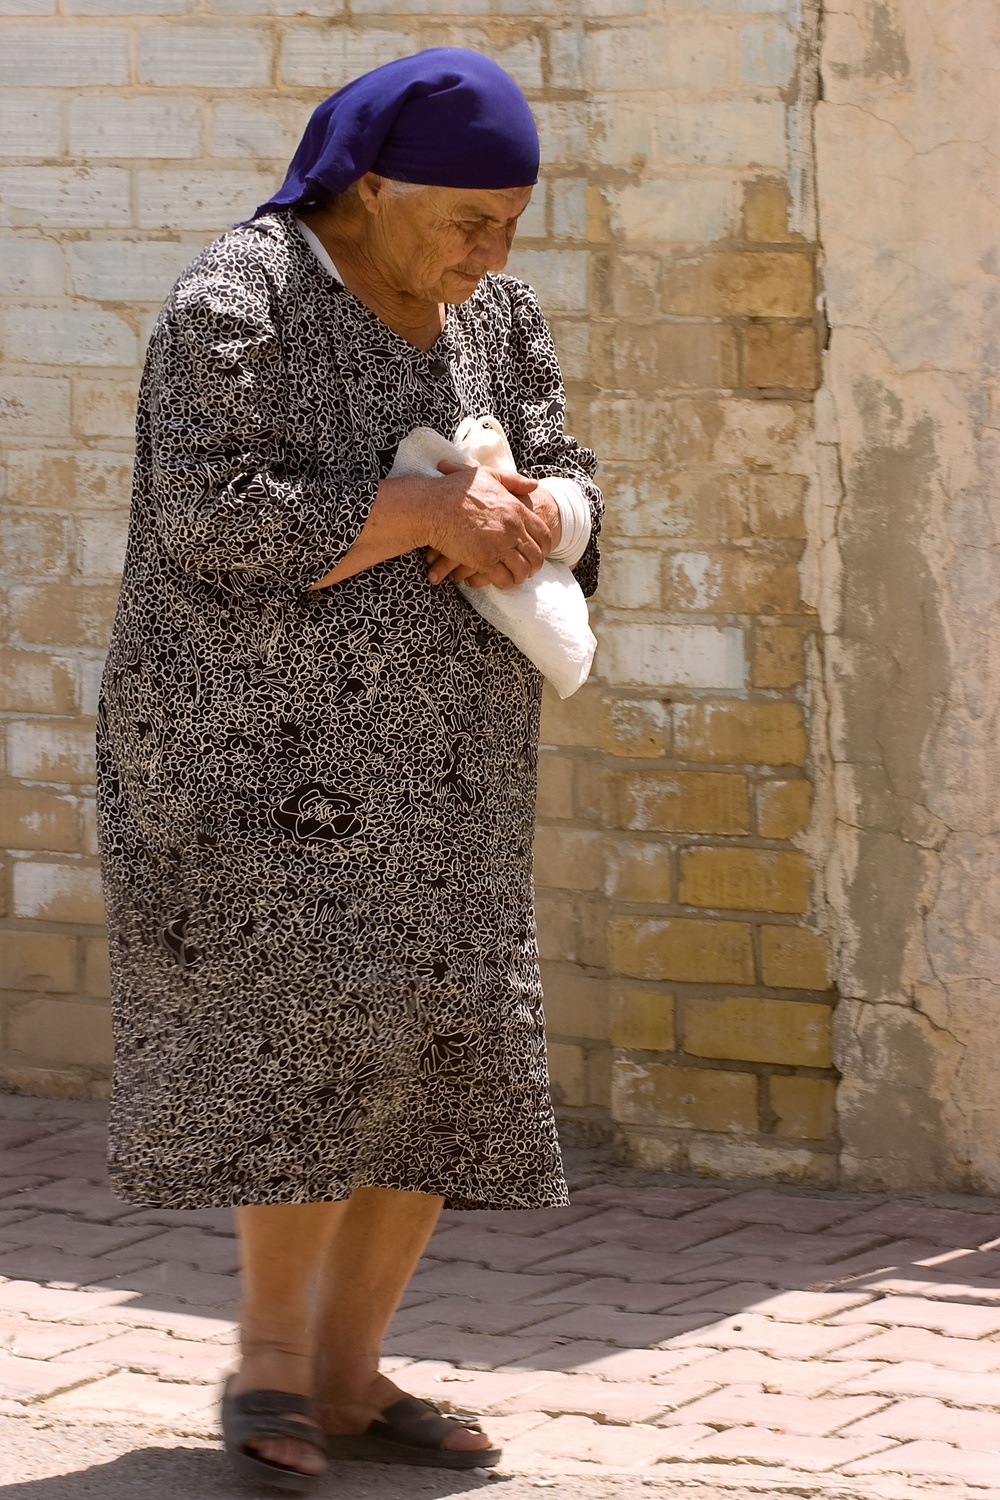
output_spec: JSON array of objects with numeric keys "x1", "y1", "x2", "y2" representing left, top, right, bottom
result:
[{"x1": 472, "y1": 223, "x2": 511, "y2": 274}]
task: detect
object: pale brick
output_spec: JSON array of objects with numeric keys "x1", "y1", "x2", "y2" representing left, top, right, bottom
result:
[
  {"x1": 5, "y1": 449, "x2": 134, "y2": 509},
  {"x1": 609, "y1": 915, "x2": 754, "y2": 983},
  {"x1": 845, "y1": 1441, "x2": 1000, "y2": 1486},
  {"x1": 687, "y1": 1134, "x2": 835, "y2": 1183},
  {"x1": 540, "y1": 683, "x2": 604, "y2": 747},
  {"x1": 8, "y1": 584, "x2": 119, "y2": 647},
  {"x1": 605, "y1": 838, "x2": 671, "y2": 903},
  {"x1": 209, "y1": 0, "x2": 343, "y2": 12},
  {"x1": 2, "y1": 308, "x2": 137, "y2": 368},
  {"x1": 597, "y1": 99, "x2": 785, "y2": 171},
  {"x1": 0, "y1": 94, "x2": 62, "y2": 157},
  {"x1": 12, "y1": 862, "x2": 104, "y2": 924},
  {"x1": 77, "y1": 512, "x2": 128, "y2": 577},
  {"x1": 0, "y1": 375, "x2": 71, "y2": 436},
  {"x1": 72, "y1": 377, "x2": 138, "y2": 437},
  {"x1": 534, "y1": 102, "x2": 588, "y2": 166},
  {"x1": 68, "y1": 97, "x2": 202, "y2": 160},
  {"x1": 599, "y1": 698, "x2": 669, "y2": 759},
  {"x1": 2, "y1": 512, "x2": 71, "y2": 577},
  {"x1": 613, "y1": 1058, "x2": 757, "y2": 1133},
  {"x1": 771, "y1": 1076, "x2": 837, "y2": 1140},
  {"x1": 67, "y1": 0, "x2": 190, "y2": 11},
  {"x1": 541, "y1": 967, "x2": 607, "y2": 1042},
  {"x1": 549, "y1": 179, "x2": 586, "y2": 242},
  {"x1": 83, "y1": 936, "x2": 112, "y2": 998},
  {"x1": 7, "y1": 997, "x2": 111, "y2": 1066},
  {"x1": 585, "y1": 23, "x2": 731, "y2": 91},
  {"x1": 599, "y1": 621, "x2": 745, "y2": 689},
  {"x1": 1, "y1": 646, "x2": 79, "y2": 716},
  {"x1": 747, "y1": 472, "x2": 806, "y2": 537},
  {"x1": 743, "y1": 323, "x2": 818, "y2": 390},
  {"x1": 7, "y1": 720, "x2": 95, "y2": 784},
  {"x1": 136, "y1": 26, "x2": 272, "y2": 86},
  {"x1": 743, "y1": 176, "x2": 798, "y2": 242},
  {"x1": 136, "y1": 168, "x2": 276, "y2": 230},
  {"x1": 0, "y1": 238, "x2": 64, "y2": 294},
  {"x1": 79, "y1": 792, "x2": 99, "y2": 852},
  {"x1": 610, "y1": 770, "x2": 750, "y2": 835},
  {"x1": 609, "y1": 987, "x2": 674, "y2": 1051},
  {"x1": 756, "y1": 777, "x2": 811, "y2": 839},
  {"x1": 534, "y1": 827, "x2": 603, "y2": 893},
  {"x1": 674, "y1": 700, "x2": 806, "y2": 765},
  {"x1": 506, "y1": 250, "x2": 588, "y2": 314},
  {"x1": 753, "y1": 626, "x2": 806, "y2": 690},
  {"x1": 663, "y1": 250, "x2": 813, "y2": 318},
  {"x1": 279, "y1": 27, "x2": 430, "y2": 87},
  {"x1": 593, "y1": 321, "x2": 739, "y2": 392},
  {"x1": 536, "y1": 753, "x2": 574, "y2": 818},
  {"x1": 690, "y1": 1427, "x2": 885, "y2": 1473},
  {"x1": 740, "y1": 20, "x2": 795, "y2": 86},
  {"x1": 760, "y1": 924, "x2": 831, "y2": 989},
  {"x1": 598, "y1": 548, "x2": 661, "y2": 610},
  {"x1": 549, "y1": 318, "x2": 589, "y2": 380},
  {"x1": 0, "y1": 788, "x2": 79, "y2": 850},
  {"x1": 663, "y1": 549, "x2": 801, "y2": 613},
  {"x1": 46, "y1": 1368, "x2": 218, "y2": 1420},
  {"x1": 0, "y1": 27, "x2": 128, "y2": 85},
  {"x1": 210, "y1": 98, "x2": 303, "y2": 160},
  {"x1": 832, "y1": 1294, "x2": 1000, "y2": 1339},
  {"x1": 607, "y1": 177, "x2": 737, "y2": 245},
  {"x1": 607, "y1": 467, "x2": 747, "y2": 542},
  {"x1": 0, "y1": 167, "x2": 130, "y2": 228},
  {"x1": 0, "y1": 931, "x2": 76, "y2": 993},
  {"x1": 0, "y1": 0, "x2": 56, "y2": 11},
  {"x1": 679, "y1": 846, "x2": 810, "y2": 914},
  {"x1": 685, "y1": 996, "x2": 832, "y2": 1067},
  {"x1": 588, "y1": 398, "x2": 668, "y2": 460}
]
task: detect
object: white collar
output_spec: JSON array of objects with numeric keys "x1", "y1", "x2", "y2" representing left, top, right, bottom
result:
[{"x1": 295, "y1": 217, "x2": 343, "y2": 283}]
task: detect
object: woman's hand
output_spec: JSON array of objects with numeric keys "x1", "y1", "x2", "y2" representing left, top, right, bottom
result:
[{"x1": 425, "y1": 467, "x2": 560, "y2": 589}]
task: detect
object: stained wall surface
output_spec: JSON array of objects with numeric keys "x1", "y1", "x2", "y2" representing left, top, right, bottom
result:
[
  {"x1": 0, "y1": 2, "x2": 835, "y2": 1179},
  {"x1": 816, "y1": 0, "x2": 1000, "y2": 1191}
]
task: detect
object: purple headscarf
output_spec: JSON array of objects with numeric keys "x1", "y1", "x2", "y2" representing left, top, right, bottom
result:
[{"x1": 253, "y1": 47, "x2": 539, "y2": 218}]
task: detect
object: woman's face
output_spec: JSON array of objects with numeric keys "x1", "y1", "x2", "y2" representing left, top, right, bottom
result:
[{"x1": 361, "y1": 179, "x2": 534, "y2": 303}]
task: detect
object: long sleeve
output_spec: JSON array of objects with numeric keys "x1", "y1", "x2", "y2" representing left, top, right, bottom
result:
[
  {"x1": 145, "y1": 238, "x2": 379, "y2": 600},
  {"x1": 496, "y1": 279, "x2": 603, "y2": 598}
]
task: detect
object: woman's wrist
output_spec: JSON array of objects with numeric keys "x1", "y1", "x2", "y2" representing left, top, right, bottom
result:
[{"x1": 529, "y1": 485, "x2": 562, "y2": 556}]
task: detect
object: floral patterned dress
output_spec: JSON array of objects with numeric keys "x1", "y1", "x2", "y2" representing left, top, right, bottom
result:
[{"x1": 97, "y1": 209, "x2": 602, "y2": 1210}]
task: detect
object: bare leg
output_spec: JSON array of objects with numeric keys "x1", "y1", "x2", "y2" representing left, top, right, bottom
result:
[
  {"x1": 232, "y1": 1201, "x2": 346, "y2": 1475},
  {"x1": 314, "y1": 1186, "x2": 492, "y2": 1453}
]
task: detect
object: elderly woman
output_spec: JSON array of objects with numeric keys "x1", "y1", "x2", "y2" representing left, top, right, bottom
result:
[{"x1": 97, "y1": 48, "x2": 601, "y2": 1491}]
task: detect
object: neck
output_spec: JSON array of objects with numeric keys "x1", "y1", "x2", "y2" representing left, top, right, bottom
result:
[{"x1": 303, "y1": 203, "x2": 444, "y2": 352}]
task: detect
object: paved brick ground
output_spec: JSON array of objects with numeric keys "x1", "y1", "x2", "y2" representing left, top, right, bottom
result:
[{"x1": 4, "y1": 1099, "x2": 1000, "y2": 1498}]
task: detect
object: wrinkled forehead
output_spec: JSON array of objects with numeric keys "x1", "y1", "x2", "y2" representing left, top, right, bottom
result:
[{"x1": 424, "y1": 183, "x2": 534, "y2": 221}]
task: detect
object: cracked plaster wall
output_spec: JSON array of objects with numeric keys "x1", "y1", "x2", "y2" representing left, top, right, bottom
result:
[{"x1": 815, "y1": 0, "x2": 1000, "y2": 1189}]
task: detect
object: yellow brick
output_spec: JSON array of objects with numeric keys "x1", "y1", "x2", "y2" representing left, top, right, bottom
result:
[
  {"x1": 743, "y1": 324, "x2": 819, "y2": 391},
  {"x1": 609, "y1": 915, "x2": 754, "y2": 984},
  {"x1": 0, "y1": 649, "x2": 78, "y2": 714},
  {"x1": 83, "y1": 937, "x2": 112, "y2": 1000},
  {"x1": 610, "y1": 770, "x2": 750, "y2": 834},
  {"x1": 605, "y1": 838, "x2": 672, "y2": 903},
  {"x1": 7, "y1": 997, "x2": 112, "y2": 1069},
  {"x1": 7, "y1": 718, "x2": 96, "y2": 784},
  {"x1": 743, "y1": 178, "x2": 799, "y2": 243},
  {"x1": 771, "y1": 1076, "x2": 837, "y2": 1140},
  {"x1": 610, "y1": 987, "x2": 675, "y2": 1051},
  {"x1": 587, "y1": 1047, "x2": 612, "y2": 1108},
  {"x1": 0, "y1": 789, "x2": 79, "y2": 851},
  {"x1": 0, "y1": 931, "x2": 77, "y2": 993},
  {"x1": 679, "y1": 847, "x2": 810, "y2": 914},
  {"x1": 663, "y1": 550, "x2": 801, "y2": 614},
  {"x1": 541, "y1": 966, "x2": 607, "y2": 1041},
  {"x1": 536, "y1": 753, "x2": 575, "y2": 820},
  {"x1": 613, "y1": 1058, "x2": 758, "y2": 1133},
  {"x1": 0, "y1": 1063, "x2": 91, "y2": 1100},
  {"x1": 603, "y1": 253, "x2": 662, "y2": 318},
  {"x1": 674, "y1": 701, "x2": 806, "y2": 766},
  {"x1": 12, "y1": 861, "x2": 105, "y2": 925},
  {"x1": 573, "y1": 761, "x2": 606, "y2": 824},
  {"x1": 661, "y1": 252, "x2": 814, "y2": 318},
  {"x1": 540, "y1": 683, "x2": 604, "y2": 747},
  {"x1": 684, "y1": 996, "x2": 832, "y2": 1067},
  {"x1": 534, "y1": 827, "x2": 603, "y2": 892},
  {"x1": 753, "y1": 627, "x2": 806, "y2": 688},
  {"x1": 73, "y1": 376, "x2": 138, "y2": 439},
  {"x1": 1, "y1": 512, "x2": 72, "y2": 575},
  {"x1": 757, "y1": 779, "x2": 811, "y2": 839},
  {"x1": 4, "y1": 449, "x2": 133, "y2": 510},
  {"x1": 747, "y1": 474, "x2": 806, "y2": 539},
  {"x1": 8, "y1": 584, "x2": 119, "y2": 648},
  {"x1": 548, "y1": 1041, "x2": 586, "y2": 1107},
  {"x1": 760, "y1": 925, "x2": 832, "y2": 990},
  {"x1": 592, "y1": 322, "x2": 738, "y2": 392},
  {"x1": 600, "y1": 698, "x2": 669, "y2": 759}
]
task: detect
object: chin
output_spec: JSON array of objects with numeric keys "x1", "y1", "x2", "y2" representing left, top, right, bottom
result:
[{"x1": 440, "y1": 271, "x2": 483, "y2": 304}]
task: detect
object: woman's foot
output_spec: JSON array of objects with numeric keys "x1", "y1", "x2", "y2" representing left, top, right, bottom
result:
[
  {"x1": 230, "y1": 1347, "x2": 326, "y2": 1476},
  {"x1": 319, "y1": 1370, "x2": 494, "y2": 1453}
]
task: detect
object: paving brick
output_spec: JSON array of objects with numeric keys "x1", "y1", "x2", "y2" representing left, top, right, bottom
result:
[
  {"x1": 836, "y1": 1359, "x2": 1000, "y2": 1406},
  {"x1": 117, "y1": 1206, "x2": 235, "y2": 1235},
  {"x1": 865, "y1": 1272, "x2": 1000, "y2": 1303},
  {"x1": 745, "y1": 1289, "x2": 876, "y2": 1322},
  {"x1": 442, "y1": 1204, "x2": 606, "y2": 1233},
  {"x1": 669, "y1": 1313, "x2": 882, "y2": 1360},
  {"x1": 0, "y1": 1213, "x2": 155, "y2": 1258},
  {"x1": 387, "y1": 1361, "x2": 549, "y2": 1414},
  {"x1": 686, "y1": 1193, "x2": 863, "y2": 1233},
  {"x1": 523, "y1": 1307, "x2": 702, "y2": 1350},
  {"x1": 549, "y1": 1346, "x2": 710, "y2": 1382},
  {"x1": 0, "y1": 1281, "x2": 133, "y2": 1320},
  {"x1": 407, "y1": 1265, "x2": 581, "y2": 1303},
  {"x1": 832, "y1": 1202, "x2": 1000, "y2": 1248},
  {"x1": 660, "y1": 1385, "x2": 886, "y2": 1436},
  {"x1": 110, "y1": 1261, "x2": 239, "y2": 1309},
  {"x1": 123, "y1": 1227, "x2": 240, "y2": 1276},
  {"x1": 9, "y1": 1180, "x2": 136, "y2": 1222},
  {"x1": 492, "y1": 1373, "x2": 680, "y2": 1425},
  {"x1": 523, "y1": 1243, "x2": 731, "y2": 1284},
  {"x1": 844, "y1": 1439, "x2": 1000, "y2": 1485},
  {"x1": 56, "y1": 1329, "x2": 234, "y2": 1384},
  {"x1": 424, "y1": 1225, "x2": 598, "y2": 1273},
  {"x1": 831, "y1": 1294, "x2": 1000, "y2": 1338},
  {"x1": 88, "y1": 1300, "x2": 236, "y2": 1342},
  {"x1": 693, "y1": 1225, "x2": 889, "y2": 1264},
  {"x1": 671, "y1": 1348, "x2": 882, "y2": 1397},
  {"x1": 845, "y1": 1394, "x2": 1000, "y2": 1449},
  {"x1": 688, "y1": 1426, "x2": 888, "y2": 1472},
  {"x1": 0, "y1": 1353, "x2": 110, "y2": 1403},
  {"x1": 527, "y1": 1277, "x2": 726, "y2": 1315},
  {"x1": 0, "y1": 1314, "x2": 126, "y2": 1360},
  {"x1": 503, "y1": 1411, "x2": 681, "y2": 1469},
  {"x1": 824, "y1": 1326, "x2": 1000, "y2": 1370},
  {"x1": 384, "y1": 1325, "x2": 560, "y2": 1371},
  {"x1": 45, "y1": 1368, "x2": 220, "y2": 1422},
  {"x1": 400, "y1": 1298, "x2": 581, "y2": 1338}
]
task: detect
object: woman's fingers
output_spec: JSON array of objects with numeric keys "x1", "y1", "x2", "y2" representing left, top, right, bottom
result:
[{"x1": 495, "y1": 470, "x2": 538, "y2": 499}]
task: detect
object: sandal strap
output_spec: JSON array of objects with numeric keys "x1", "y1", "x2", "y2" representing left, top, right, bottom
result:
[
  {"x1": 368, "y1": 1396, "x2": 483, "y2": 1450},
  {"x1": 224, "y1": 1387, "x2": 324, "y2": 1453}
]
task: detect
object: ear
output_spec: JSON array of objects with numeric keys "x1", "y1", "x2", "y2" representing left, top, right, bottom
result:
[{"x1": 355, "y1": 173, "x2": 387, "y2": 217}]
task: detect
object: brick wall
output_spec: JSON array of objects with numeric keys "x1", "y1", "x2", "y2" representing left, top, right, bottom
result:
[{"x1": 0, "y1": 1, "x2": 835, "y2": 1180}]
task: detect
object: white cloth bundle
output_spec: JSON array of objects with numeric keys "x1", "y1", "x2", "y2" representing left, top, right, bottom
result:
[{"x1": 390, "y1": 419, "x2": 597, "y2": 698}]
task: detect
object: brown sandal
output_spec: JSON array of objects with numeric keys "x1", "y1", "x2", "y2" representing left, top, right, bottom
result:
[
  {"x1": 325, "y1": 1394, "x2": 501, "y2": 1469},
  {"x1": 221, "y1": 1378, "x2": 326, "y2": 1493}
]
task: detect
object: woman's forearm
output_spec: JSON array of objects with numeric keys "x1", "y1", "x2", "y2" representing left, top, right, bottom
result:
[{"x1": 309, "y1": 476, "x2": 429, "y2": 589}]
